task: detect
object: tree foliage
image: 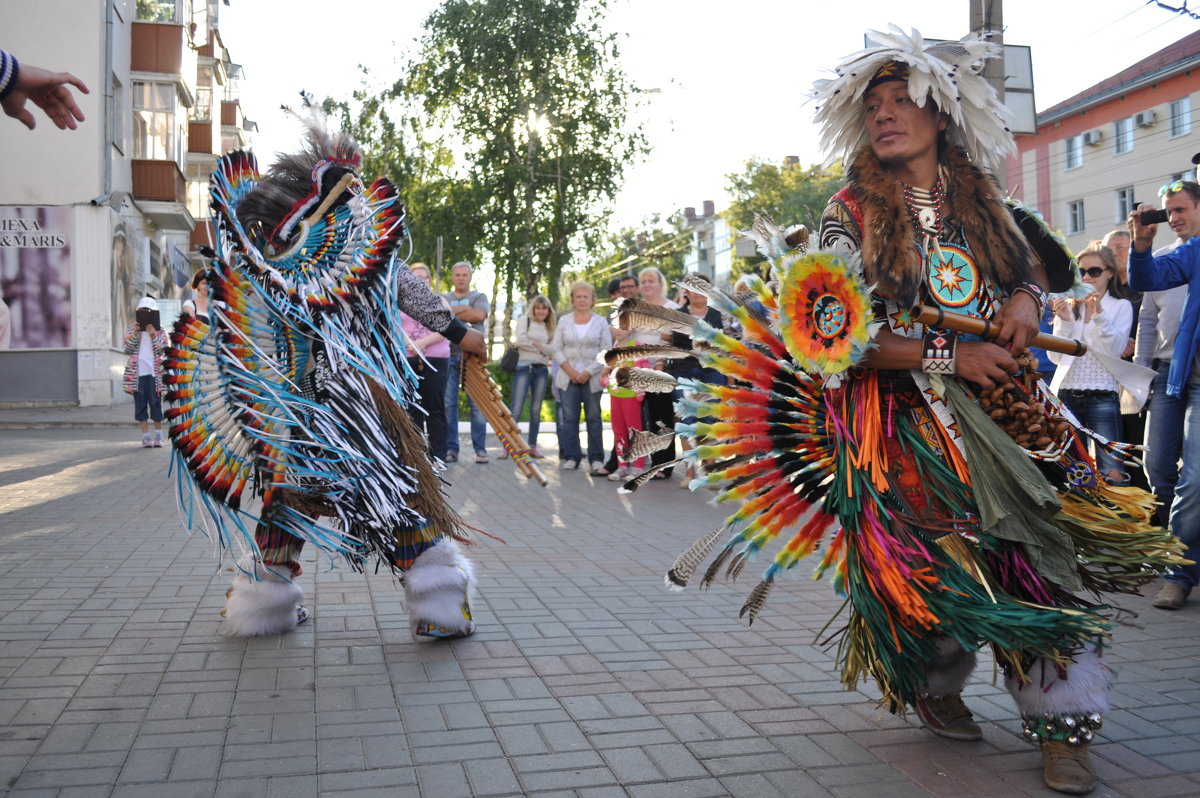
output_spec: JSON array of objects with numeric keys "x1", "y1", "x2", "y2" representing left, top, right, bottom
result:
[
  {"x1": 322, "y1": 78, "x2": 485, "y2": 286},
  {"x1": 361, "y1": 0, "x2": 648, "y2": 345},
  {"x1": 723, "y1": 158, "x2": 844, "y2": 234},
  {"x1": 721, "y1": 157, "x2": 844, "y2": 279}
]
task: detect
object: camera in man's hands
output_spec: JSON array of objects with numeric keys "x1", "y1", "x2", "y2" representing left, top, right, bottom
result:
[
  {"x1": 135, "y1": 307, "x2": 160, "y2": 330},
  {"x1": 1138, "y1": 208, "x2": 1170, "y2": 225}
]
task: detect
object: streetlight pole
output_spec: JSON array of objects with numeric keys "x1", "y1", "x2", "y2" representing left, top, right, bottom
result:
[{"x1": 970, "y1": 0, "x2": 1005, "y2": 186}]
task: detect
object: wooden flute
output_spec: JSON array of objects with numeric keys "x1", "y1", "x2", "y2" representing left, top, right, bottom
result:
[
  {"x1": 461, "y1": 353, "x2": 548, "y2": 486},
  {"x1": 913, "y1": 305, "x2": 1088, "y2": 357}
]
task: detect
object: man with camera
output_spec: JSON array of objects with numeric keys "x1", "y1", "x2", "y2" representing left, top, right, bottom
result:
[{"x1": 1128, "y1": 177, "x2": 1200, "y2": 610}]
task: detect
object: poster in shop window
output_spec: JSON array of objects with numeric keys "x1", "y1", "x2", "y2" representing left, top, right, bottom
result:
[{"x1": 0, "y1": 206, "x2": 72, "y2": 350}]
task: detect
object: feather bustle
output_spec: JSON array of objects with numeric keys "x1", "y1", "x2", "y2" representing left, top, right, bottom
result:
[
  {"x1": 624, "y1": 427, "x2": 677, "y2": 460},
  {"x1": 616, "y1": 458, "x2": 683, "y2": 494}
]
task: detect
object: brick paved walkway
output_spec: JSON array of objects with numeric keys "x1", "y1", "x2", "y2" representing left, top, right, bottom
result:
[{"x1": 0, "y1": 423, "x2": 1197, "y2": 797}]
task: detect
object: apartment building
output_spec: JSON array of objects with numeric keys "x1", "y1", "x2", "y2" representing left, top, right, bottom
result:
[
  {"x1": 0, "y1": 0, "x2": 255, "y2": 405},
  {"x1": 1008, "y1": 30, "x2": 1200, "y2": 256},
  {"x1": 682, "y1": 201, "x2": 733, "y2": 288}
]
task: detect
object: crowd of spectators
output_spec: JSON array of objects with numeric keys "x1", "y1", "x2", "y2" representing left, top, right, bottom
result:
[{"x1": 427, "y1": 265, "x2": 730, "y2": 485}]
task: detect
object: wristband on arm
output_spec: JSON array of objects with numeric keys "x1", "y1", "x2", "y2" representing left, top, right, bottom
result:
[
  {"x1": 1012, "y1": 281, "x2": 1048, "y2": 318},
  {"x1": 921, "y1": 329, "x2": 958, "y2": 375}
]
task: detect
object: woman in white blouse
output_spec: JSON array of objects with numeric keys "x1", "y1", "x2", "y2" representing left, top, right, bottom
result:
[
  {"x1": 1050, "y1": 242, "x2": 1134, "y2": 484},
  {"x1": 552, "y1": 281, "x2": 612, "y2": 472}
]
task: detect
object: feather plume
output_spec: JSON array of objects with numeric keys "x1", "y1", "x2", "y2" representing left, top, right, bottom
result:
[
  {"x1": 744, "y1": 214, "x2": 796, "y2": 260},
  {"x1": 726, "y1": 550, "x2": 751, "y2": 582},
  {"x1": 700, "y1": 544, "x2": 736, "y2": 588},
  {"x1": 613, "y1": 298, "x2": 696, "y2": 335},
  {"x1": 615, "y1": 366, "x2": 677, "y2": 393},
  {"x1": 616, "y1": 458, "x2": 682, "y2": 494},
  {"x1": 603, "y1": 344, "x2": 692, "y2": 368},
  {"x1": 739, "y1": 578, "x2": 775, "y2": 624},
  {"x1": 676, "y1": 273, "x2": 719, "y2": 300},
  {"x1": 811, "y1": 25, "x2": 1014, "y2": 173},
  {"x1": 665, "y1": 525, "x2": 730, "y2": 590},
  {"x1": 624, "y1": 426, "x2": 677, "y2": 461}
]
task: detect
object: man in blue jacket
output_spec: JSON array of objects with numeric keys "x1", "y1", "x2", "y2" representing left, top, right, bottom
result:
[{"x1": 1128, "y1": 179, "x2": 1200, "y2": 610}]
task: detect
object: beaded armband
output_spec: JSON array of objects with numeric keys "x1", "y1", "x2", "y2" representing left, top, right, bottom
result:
[
  {"x1": 921, "y1": 329, "x2": 958, "y2": 375},
  {"x1": 1012, "y1": 281, "x2": 1048, "y2": 317},
  {"x1": 1020, "y1": 713, "x2": 1103, "y2": 746}
]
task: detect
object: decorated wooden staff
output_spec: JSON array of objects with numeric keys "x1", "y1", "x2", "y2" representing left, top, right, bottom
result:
[
  {"x1": 914, "y1": 304, "x2": 1088, "y2": 357},
  {"x1": 461, "y1": 353, "x2": 548, "y2": 486}
]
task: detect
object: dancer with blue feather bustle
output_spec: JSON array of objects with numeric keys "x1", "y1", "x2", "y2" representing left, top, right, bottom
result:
[{"x1": 164, "y1": 114, "x2": 486, "y2": 640}]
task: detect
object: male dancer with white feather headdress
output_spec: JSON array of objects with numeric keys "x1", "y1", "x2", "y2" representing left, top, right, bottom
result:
[
  {"x1": 164, "y1": 117, "x2": 486, "y2": 640},
  {"x1": 811, "y1": 30, "x2": 1109, "y2": 793},
  {"x1": 624, "y1": 27, "x2": 1185, "y2": 796}
]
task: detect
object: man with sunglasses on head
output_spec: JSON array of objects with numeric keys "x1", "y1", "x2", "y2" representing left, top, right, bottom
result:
[{"x1": 1129, "y1": 177, "x2": 1200, "y2": 610}]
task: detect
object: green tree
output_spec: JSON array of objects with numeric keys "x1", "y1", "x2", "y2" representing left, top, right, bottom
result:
[
  {"x1": 405, "y1": 0, "x2": 648, "y2": 345},
  {"x1": 722, "y1": 157, "x2": 844, "y2": 277},
  {"x1": 322, "y1": 81, "x2": 483, "y2": 291}
]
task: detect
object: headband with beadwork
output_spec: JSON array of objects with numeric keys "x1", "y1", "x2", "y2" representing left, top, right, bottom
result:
[{"x1": 811, "y1": 25, "x2": 1015, "y2": 173}]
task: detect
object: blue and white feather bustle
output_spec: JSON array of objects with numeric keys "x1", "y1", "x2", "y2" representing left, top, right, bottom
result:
[{"x1": 163, "y1": 147, "x2": 450, "y2": 572}]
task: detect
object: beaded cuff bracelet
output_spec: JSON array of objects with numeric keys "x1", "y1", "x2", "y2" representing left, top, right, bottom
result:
[{"x1": 921, "y1": 329, "x2": 958, "y2": 375}]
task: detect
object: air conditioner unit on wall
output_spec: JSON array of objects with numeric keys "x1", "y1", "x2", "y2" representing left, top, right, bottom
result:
[
  {"x1": 1135, "y1": 110, "x2": 1158, "y2": 128},
  {"x1": 1083, "y1": 129, "x2": 1103, "y2": 146}
]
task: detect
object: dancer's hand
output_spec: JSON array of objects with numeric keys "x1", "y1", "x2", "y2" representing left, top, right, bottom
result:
[
  {"x1": 956, "y1": 340, "x2": 1018, "y2": 390},
  {"x1": 992, "y1": 290, "x2": 1040, "y2": 354},
  {"x1": 458, "y1": 329, "x2": 486, "y2": 357}
]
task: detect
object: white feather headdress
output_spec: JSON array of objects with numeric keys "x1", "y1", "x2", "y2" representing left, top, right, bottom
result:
[{"x1": 811, "y1": 25, "x2": 1015, "y2": 173}]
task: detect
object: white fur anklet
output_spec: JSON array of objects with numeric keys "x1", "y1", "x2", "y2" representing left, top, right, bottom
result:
[
  {"x1": 221, "y1": 560, "x2": 304, "y2": 637},
  {"x1": 404, "y1": 539, "x2": 476, "y2": 639},
  {"x1": 1007, "y1": 645, "x2": 1112, "y2": 717}
]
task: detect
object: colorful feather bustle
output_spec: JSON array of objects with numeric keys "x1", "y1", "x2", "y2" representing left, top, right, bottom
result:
[
  {"x1": 165, "y1": 144, "x2": 455, "y2": 573},
  {"x1": 620, "y1": 247, "x2": 1188, "y2": 713},
  {"x1": 776, "y1": 252, "x2": 879, "y2": 384}
]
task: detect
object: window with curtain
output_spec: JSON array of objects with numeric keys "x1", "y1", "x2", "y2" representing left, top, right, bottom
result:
[
  {"x1": 1114, "y1": 117, "x2": 1134, "y2": 155},
  {"x1": 1170, "y1": 97, "x2": 1192, "y2": 139},
  {"x1": 1068, "y1": 200, "x2": 1085, "y2": 234},
  {"x1": 1064, "y1": 135, "x2": 1082, "y2": 170},
  {"x1": 132, "y1": 81, "x2": 183, "y2": 164}
]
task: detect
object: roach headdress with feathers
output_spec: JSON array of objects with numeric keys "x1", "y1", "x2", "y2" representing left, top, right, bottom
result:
[{"x1": 812, "y1": 25, "x2": 1015, "y2": 174}]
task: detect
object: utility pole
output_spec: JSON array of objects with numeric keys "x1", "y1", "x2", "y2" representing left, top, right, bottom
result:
[{"x1": 970, "y1": 0, "x2": 1006, "y2": 186}]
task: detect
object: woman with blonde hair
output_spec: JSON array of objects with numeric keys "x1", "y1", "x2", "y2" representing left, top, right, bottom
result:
[
  {"x1": 1050, "y1": 242, "x2": 1138, "y2": 483},
  {"x1": 502, "y1": 295, "x2": 555, "y2": 459},
  {"x1": 551, "y1": 281, "x2": 612, "y2": 471}
]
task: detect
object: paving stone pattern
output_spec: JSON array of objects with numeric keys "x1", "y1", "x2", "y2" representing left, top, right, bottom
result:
[{"x1": 0, "y1": 425, "x2": 1197, "y2": 797}]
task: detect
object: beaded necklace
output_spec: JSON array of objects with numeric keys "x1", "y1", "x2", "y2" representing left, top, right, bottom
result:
[
  {"x1": 901, "y1": 171, "x2": 949, "y2": 271},
  {"x1": 902, "y1": 175, "x2": 944, "y2": 237}
]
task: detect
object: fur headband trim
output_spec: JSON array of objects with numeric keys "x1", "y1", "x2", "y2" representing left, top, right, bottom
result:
[
  {"x1": 848, "y1": 146, "x2": 1033, "y2": 305},
  {"x1": 812, "y1": 25, "x2": 1015, "y2": 173}
]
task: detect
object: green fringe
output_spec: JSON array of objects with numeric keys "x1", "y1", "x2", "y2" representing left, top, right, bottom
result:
[{"x1": 837, "y1": 529, "x2": 1110, "y2": 714}]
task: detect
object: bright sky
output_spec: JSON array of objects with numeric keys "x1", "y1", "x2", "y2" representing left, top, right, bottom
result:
[{"x1": 219, "y1": 0, "x2": 1197, "y2": 233}]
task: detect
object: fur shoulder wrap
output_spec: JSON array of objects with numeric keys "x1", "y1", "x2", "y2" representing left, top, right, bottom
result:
[{"x1": 843, "y1": 146, "x2": 1034, "y2": 306}]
